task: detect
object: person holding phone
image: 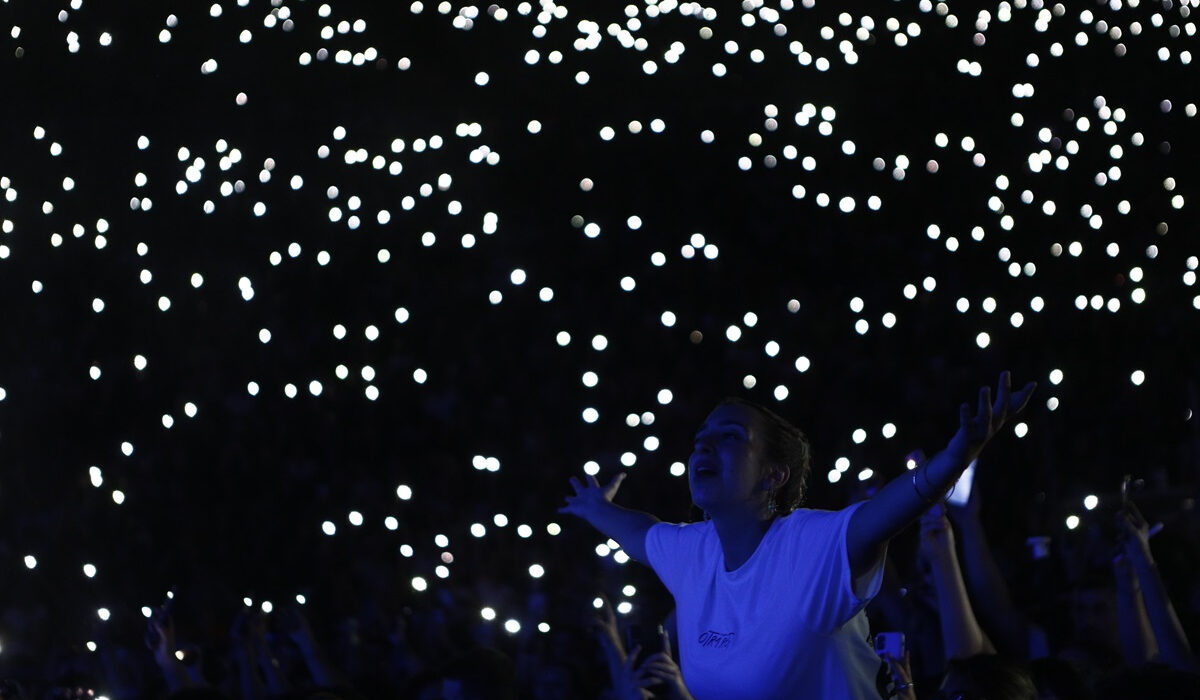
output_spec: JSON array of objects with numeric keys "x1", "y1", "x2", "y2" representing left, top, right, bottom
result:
[{"x1": 561, "y1": 372, "x2": 1035, "y2": 700}]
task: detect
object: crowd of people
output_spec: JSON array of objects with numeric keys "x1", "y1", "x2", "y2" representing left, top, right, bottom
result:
[{"x1": 2, "y1": 374, "x2": 1198, "y2": 700}]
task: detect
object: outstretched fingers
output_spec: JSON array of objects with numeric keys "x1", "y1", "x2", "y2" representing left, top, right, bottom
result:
[
  {"x1": 992, "y1": 370, "x2": 1012, "y2": 418},
  {"x1": 604, "y1": 471, "x2": 627, "y2": 498},
  {"x1": 1010, "y1": 380, "x2": 1037, "y2": 414},
  {"x1": 977, "y1": 384, "x2": 993, "y2": 427}
]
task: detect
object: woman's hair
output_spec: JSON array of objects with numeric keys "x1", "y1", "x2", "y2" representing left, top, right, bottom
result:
[{"x1": 718, "y1": 397, "x2": 812, "y2": 514}]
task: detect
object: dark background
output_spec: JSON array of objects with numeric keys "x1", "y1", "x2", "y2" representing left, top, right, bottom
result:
[{"x1": 0, "y1": 0, "x2": 1196, "y2": 660}]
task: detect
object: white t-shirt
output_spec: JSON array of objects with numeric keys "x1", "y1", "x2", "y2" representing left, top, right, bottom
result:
[{"x1": 645, "y1": 504, "x2": 885, "y2": 700}]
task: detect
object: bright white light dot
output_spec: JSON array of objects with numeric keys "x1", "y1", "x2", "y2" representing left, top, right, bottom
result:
[
  {"x1": 385, "y1": 517, "x2": 399, "y2": 530},
  {"x1": 582, "y1": 407, "x2": 599, "y2": 423},
  {"x1": 348, "y1": 511, "x2": 364, "y2": 526},
  {"x1": 657, "y1": 389, "x2": 673, "y2": 405},
  {"x1": 412, "y1": 577, "x2": 427, "y2": 591},
  {"x1": 1084, "y1": 495, "x2": 1099, "y2": 510},
  {"x1": 773, "y1": 385, "x2": 789, "y2": 401},
  {"x1": 529, "y1": 564, "x2": 544, "y2": 578},
  {"x1": 556, "y1": 331, "x2": 571, "y2": 346},
  {"x1": 474, "y1": 71, "x2": 489, "y2": 86},
  {"x1": 670, "y1": 462, "x2": 686, "y2": 477},
  {"x1": 112, "y1": 490, "x2": 125, "y2": 504},
  {"x1": 976, "y1": 332, "x2": 990, "y2": 348},
  {"x1": 1014, "y1": 422, "x2": 1029, "y2": 438},
  {"x1": 726, "y1": 325, "x2": 742, "y2": 342},
  {"x1": 592, "y1": 335, "x2": 608, "y2": 351},
  {"x1": 1066, "y1": 515, "x2": 1080, "y2": 530},
  {"x1": 852, "y1": 428, "x2": 867, "y2": 444},
  {"x1": 1131, "y1": 370, "x2": 1145, "y2": 386}
]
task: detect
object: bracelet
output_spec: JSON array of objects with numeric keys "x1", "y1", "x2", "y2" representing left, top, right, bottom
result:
[
  {"x1": 912, "y1": 470, "x2": 936, "y2": 504},
  {"x1": 912, "y1": 467, "x2": 956, "y2": 505}
]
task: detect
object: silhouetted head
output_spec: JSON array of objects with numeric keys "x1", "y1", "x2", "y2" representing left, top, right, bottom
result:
[{"x1": 939, "y1": 654, "x2": 1037, "y2": 700}]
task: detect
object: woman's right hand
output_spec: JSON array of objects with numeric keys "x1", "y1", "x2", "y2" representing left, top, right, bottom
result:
[{"x1": 559, "y1": 473, "x2": 626, "y2": 520}]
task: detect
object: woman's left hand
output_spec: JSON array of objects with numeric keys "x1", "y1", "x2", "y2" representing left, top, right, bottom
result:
[{"x1": 959, "y1": 371, "x2": 1037, "y2": 452}]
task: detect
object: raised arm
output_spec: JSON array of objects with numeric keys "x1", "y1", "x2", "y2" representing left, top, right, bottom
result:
[
  {"x1": 921, "y1": 504, "x2": 996, "y2": 660},
  {"x1": 1114, "y1": 549, "x2": 1159, "y2": 666},
  {"x1": 948, "y1": 487, "x2": 1042, "y2": 659},
  {"x1": 847, "y1": 372, "x2": 1035, "y2": 576},
  {"x1": 560, "y1": 473, "x2": 659, "y2": 564},
  {"x1": 1118, "y1": 504, "x2": 1199, "y2": 672}
]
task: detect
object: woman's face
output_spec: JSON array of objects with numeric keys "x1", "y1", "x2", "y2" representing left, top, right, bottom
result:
[{"x1": 689, "y1": 403, "x2": 771, "y2": 516}]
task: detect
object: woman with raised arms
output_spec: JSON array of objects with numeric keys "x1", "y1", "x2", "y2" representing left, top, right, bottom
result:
[{"x1": 561, "y1": 372, "x2": 1035, "y2": 700}]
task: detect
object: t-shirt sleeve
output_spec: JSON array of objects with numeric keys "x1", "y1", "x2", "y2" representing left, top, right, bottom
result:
[
  {"x1": 780, "y1": 502, "x2": 885, "y2": 632},
  {"x1": 645, "y1": 521, "x2": 701, "y2": 596}
]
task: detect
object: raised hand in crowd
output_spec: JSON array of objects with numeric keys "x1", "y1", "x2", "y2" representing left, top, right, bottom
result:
[
  {"x1": 592, "y1": 594, "x2": 628, "y2": 672},
  {"x1": 144, "y1": 611, "x2": 195, "y2": 694},
  {"x1": 593, "y1": 597, "x2": 693, "y2": 700},
  {"x1": 231, "y1": 607, "x2": 289, "y2": 700},
  {"x1": 945, "y1": 478, "x2": 1048, "y2": 660},
  {"x1": 1115, "y1": 501, "x2": 1199, "y2": 673},
  {"x1": 847, "y1": 372, "x2": 1035, "y2": 581},
  {"x1": 632, "y1": 629, "x2": 694, "y2": 700},
  {"x1": 276, "y1": 604, "x2": 347, "y2": 688},
  {"x1": 1113, "y1": 536, "x2": 1158, "y2": 667},
  {"x1": 919, "y1": 503, "x2": 996, "y2": 661},
  {"x1": 560, "y1": 473, "x2": 658, "y2": 565}
]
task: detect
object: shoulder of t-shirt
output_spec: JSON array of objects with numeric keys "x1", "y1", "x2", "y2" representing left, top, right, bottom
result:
[
  {"x1": 773, "y1": 503, "x2": 861, "y2": 539},
  {"x1": 646, "y1": 520, "x2": 712, "y2": 565},
  {"x1": 648, "y1": 518, "x2": 712, "y2": 544}
]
